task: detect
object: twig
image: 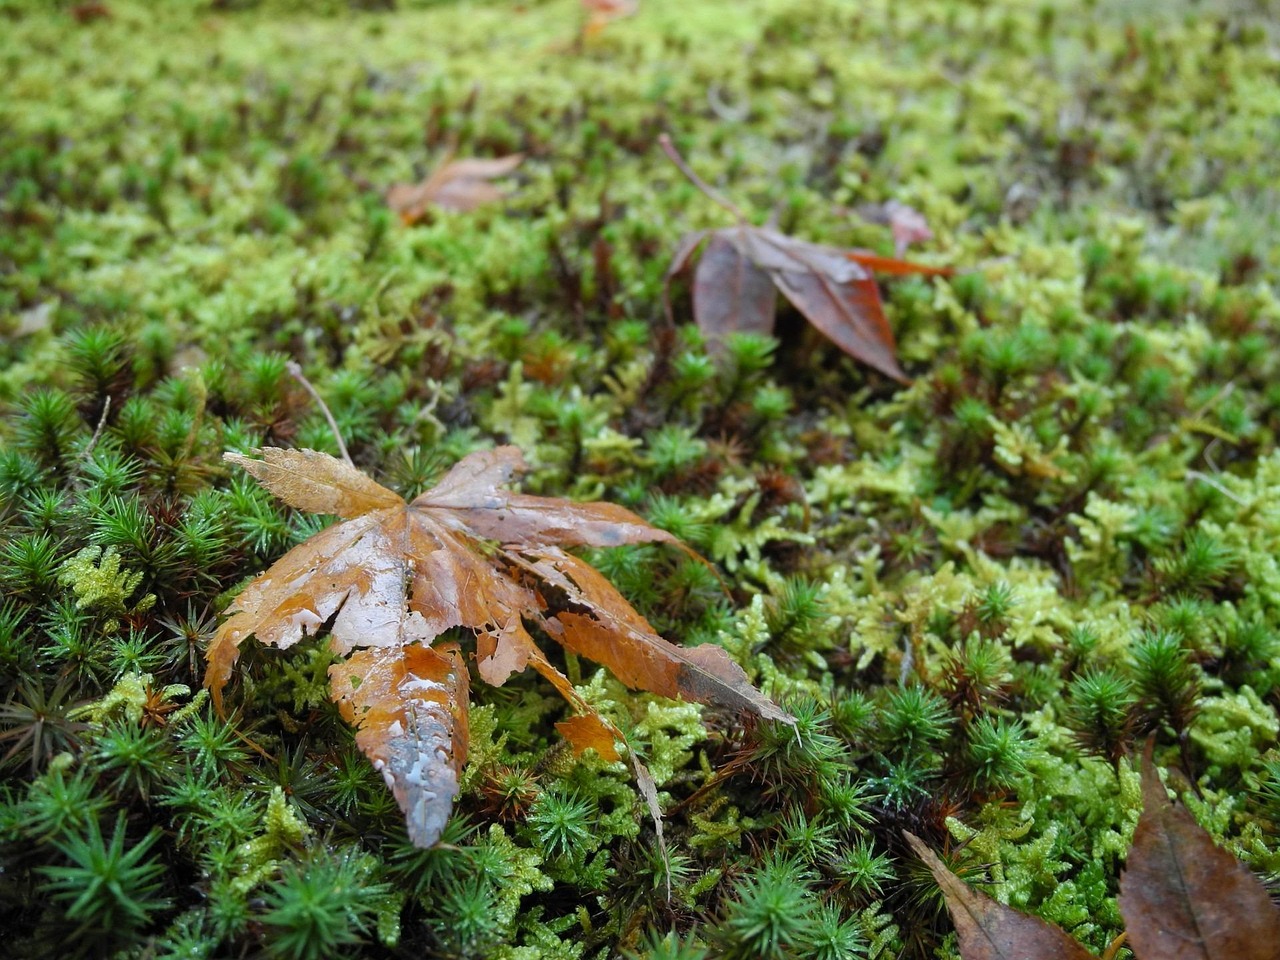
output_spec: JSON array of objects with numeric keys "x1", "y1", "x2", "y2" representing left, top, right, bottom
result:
[
  {"x1": 1185, "y1": 470, "x2": 1247, "y2": 506},
  {"x1": 286, "y1": 361, "x2": 353, "y2": 467},
  {"x1": 78, "y1": 396, "x2": 112, "y2": 464},
  {"x1": 657, "y1": 133, "x2": 748, "y2": 222}
]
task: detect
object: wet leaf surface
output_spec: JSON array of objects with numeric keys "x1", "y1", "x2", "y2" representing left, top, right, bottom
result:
[{"x1": 206, "y1": 445, "x2": 790, "y2": 846}]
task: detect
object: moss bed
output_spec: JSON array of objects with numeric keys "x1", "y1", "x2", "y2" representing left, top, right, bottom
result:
[{"x1": 4, "y1": 0, "x2": 1280, "y2": 957}]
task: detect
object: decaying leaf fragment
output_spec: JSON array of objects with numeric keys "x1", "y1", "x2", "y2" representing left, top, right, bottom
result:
[
  {"x1": 582, "y1": 0, "x2": 639, "y2": 35},
  {"x1": 206, "y1": 446, "x2": 790, "y2": 846},
  {"x1": 856, "y1": 199, "x2": 934, "y2": 257},
  {"x1": 1117, "y1": 753, "x2": 1280, "y2": 960},
  {"x1": 905, "y1": 832, "x2": 1093, "y2": 960},
  {"x1": 385, "y1": 152, "x2": 523, "y2": 224},
  {"x1": 660, "y1": 135, "x2": 950, "y2": 383}
]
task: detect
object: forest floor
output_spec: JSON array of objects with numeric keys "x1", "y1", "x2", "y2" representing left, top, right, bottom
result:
[{"x1": 3, "y1": 0, "x2": 1280, "y2": 957}]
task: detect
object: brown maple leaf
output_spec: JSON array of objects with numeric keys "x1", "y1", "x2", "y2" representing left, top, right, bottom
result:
[
  {"x1": 1117, "y1": 750, "x2": 1280, "y2": 960},
  {"x1": 660, "y1": 134, "x2": 951, "y2": 383},
  {"x1": 385, "y1": 151, "x2": 523, "y2": 225},
  {"x1": 205, "y1": 446, "x2": 790, "y2": 846}
]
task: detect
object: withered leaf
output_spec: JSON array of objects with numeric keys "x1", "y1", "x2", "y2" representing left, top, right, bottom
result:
[
  {"x1": 1117, "y1": 753, "x2": 1280, "y2": 960},
  {"x1": 206, "y1": 445, "x2": 790, "y2": 846},
  {"x1": 385, "y1": 152, "x2": 523, "y2": 224},
  {"x1": 857, "y1": 199, "x2": 935, "y2": 257},
  {"x1": 905, "y1": 832, "x2": 1093, "y2": 960},
  {"x1": 582, "y1": 0, "x2": 639, "y2": 35},
  {"x1": 670, "y1": 224, "x2": 950, "y2": 383}
]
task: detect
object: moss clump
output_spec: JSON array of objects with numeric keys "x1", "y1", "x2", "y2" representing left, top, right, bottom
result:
[{"x1": 3, "y1": 0, "x2": 1280, "y2": 956}]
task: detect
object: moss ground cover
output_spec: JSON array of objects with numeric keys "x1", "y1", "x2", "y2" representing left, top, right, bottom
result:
[{"x1": 3, "y1": 0, "x2": 1280, "y2": 956}]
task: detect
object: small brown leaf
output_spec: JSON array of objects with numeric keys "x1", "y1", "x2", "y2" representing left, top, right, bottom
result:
[
  {"x1": 692, "y1": 229, "x2": 777, "y2": 340},
  {"x1": 1117, "y1": 752, "x2": 1280, "y2": 960},
  {"x1": 206, "y1": 445, "x2": 789, "y2": 846},
  {"x1": 672, "y1": 224, "x2": 949, "y2": 383},
  {"x1": 582, "y1": 0, "x2": 639, "y2": 36},
  {"x1": 905, "y1": 832, "x2": 1093, "y2": 960},
  {"x1": 660, "y1": 137, "x2": 952, "y2": 382},
  {"x1": 857, "y1": 200, "x2": 935, "y2": 257},
  {"x1": 386, "y1": 153, "x2": 523, "y2": 224}
]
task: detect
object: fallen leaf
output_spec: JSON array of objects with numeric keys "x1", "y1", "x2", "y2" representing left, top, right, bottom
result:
[
  {"x1": 857, "y1": 200, "x2": 935, "y2": 257},
  {"x1": 385, "y1": 152, "x2": 523, "y2": 224},
  {"x1": 660, "y1": 136, "x2": 950, "y2": 383},
  {"x1": 905, "y1": 832, "x2": 1093, "y2": 960},
  {"x1": 71, "y1": 2, "x2": 112, "y2": 22},
  {"x1": 582, "y1": 0, "x2": 639, "y2": 36},
  {"x1": 206, "y1": 445, "x2": 790, "y2": 846},
  {"x1": 673, "y1": 224, "x2": 950, "y2": 382},
  {"x1": 1117, "y1": 752, "x2": 1280, "y2": 960}
]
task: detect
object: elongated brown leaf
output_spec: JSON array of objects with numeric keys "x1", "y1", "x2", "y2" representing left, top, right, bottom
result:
[
  {"x1": 673, "y1": 224, "x2": 948, "y2": 383},
  {"x1": 525, "y1": 547, "x2": 791, "y2": 722},
  {"x1": 206, "y1": 445, "x2": 790, "y2": 846},
  {"x1": 905, "y1": 832, "x2": 1093, "y2": 960},
  {"x1": 329, "y1": 643, "x2": 468, "y2": 847},
  {"x1": 744, "y1": 228, "x2": 905, "y2": 382},
  {"x1": 1117, "y1": 753, "x2": 1280, "y2": 960},
  {"x1": 386, "y1": 153, "x2": 523, "y2": 224},
  {"x1": 692, "y1": 229, "x2": 776, "y2": 340}
]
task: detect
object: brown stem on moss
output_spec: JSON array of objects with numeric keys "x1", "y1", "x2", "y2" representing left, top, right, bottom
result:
[
  {"x1": 78, "y1": 396, "x2": 111, "y2": 465},
  {"x1": 286, "y1": 360, "x2": 353, "y2": 467},
  {"x1": 658, "y1": 133, "x2": 748, "y2": 223}
]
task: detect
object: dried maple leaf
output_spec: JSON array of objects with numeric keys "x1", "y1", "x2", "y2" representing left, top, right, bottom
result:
[
  {"x1": 582, "y1": 0, "x2": 639, "y2": 35},
  {"x1": 385, "y1": 152, "x2": 523, "y2": 225},
  {"x1": 905, "y1": 832, "x2": 1093, "y2": 960},
  {"x1": 1117, "y1": 751, "x2": 1280, "y2": 960},
  {"x1": 660, "y1": 135, "x2": 951, "y2": 383},
  {"x1": 205, "y1": 446, "x2": 790, "y2": 846}
]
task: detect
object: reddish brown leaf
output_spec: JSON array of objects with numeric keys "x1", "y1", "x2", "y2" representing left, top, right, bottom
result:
[
  {"x1": 905, "y1": 832, "x2": 1093, "y2": 960},
  {"x1": 743, "y1": 228, "x2": 906, "y2": 382},
  {"x1": 673, "y1": 223, "x2": 950, "y2": 383},
  {"x1": 71, "y1": 2, "x2": 112, "y2": 22},
  {"x1": 206, "y1": 445, "x2": 789, "y2": 846},
  {"x1": 582, "y1": 0, "x2": 638, "y2": 35},
  {"x1": 845, "y1": 250, "x2": 954, "y2": 278},
  {"x1": 386, "y1": 153, "x2": 523, "y2": 224},
  {"x1": 662, "y1": 137, "x2": 952, "y2": 382},
  {"x1": 692, "y1": 229, "x2": 776, "y2": 340},
  {"x1": 1117, "y1": 753, "x2": 1280, "y2": 960}
]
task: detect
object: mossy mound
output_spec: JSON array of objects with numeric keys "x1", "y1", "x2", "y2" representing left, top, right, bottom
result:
[{"x1": 3, "y1": 0, "x2": 1280, "y2": 957}]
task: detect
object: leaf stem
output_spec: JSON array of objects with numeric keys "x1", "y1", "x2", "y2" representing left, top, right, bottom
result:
[
  {"x1": 658, "y1": 133, "x2": 748, "y2": 223},
  {"x1": 286, "y1": 360, "x2": 353, "y2": 467}
]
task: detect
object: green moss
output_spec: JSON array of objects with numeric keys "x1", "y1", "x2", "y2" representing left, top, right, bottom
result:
[{"x1": 3, "y1": 0, "x2": 1280, "y2": 954}]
